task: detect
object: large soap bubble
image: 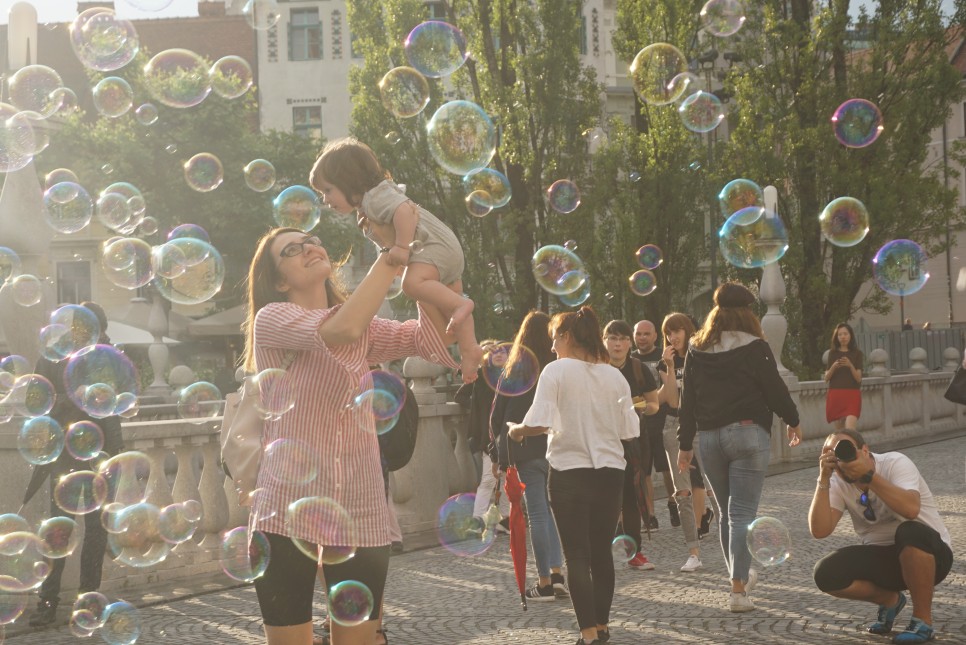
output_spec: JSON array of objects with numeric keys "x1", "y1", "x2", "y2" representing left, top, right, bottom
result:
[
  {"x1": 0, "y1": 103, "x2": 36, "y2": 173},
  {"x1": 404, "y1": 21, "x2": 469, "y2": 78},
  {"x1": 426, "y1": 100, "x2": 496, "y2": 175},
  {"x1": 92, "y1": 76, "x2": 134, "y2": 118},
  {"x1": 436, "y1": 493, "x2": 494, "y2": 557},
  {"x1": 678, "y1": 90, "x2": 725, "y2": 133},
  {"x1": 48, "y1": 304, "x2": 102, "y2": 356},
  {"x1": 209, "y1": 55, "x2": 253, "y2": 99},
  {"x1": 546, "y1": 180, "x2": 581, "y2": 214},
  {"x1": 746, "y1": 516, "x2": 791, "y2": 567},
  {"x1": 102, "y1": 237, "x2": 154, "y2": 289},
  {"x1": 532, "y1": 245, "x2": 588, "y2": 296},
  {"x1": 273, "y1": 185, "x2": 321, "y2": 231},
  {"x1": 144, "y1": 48, "x2": 212, "y2": 108},
  {"x1": 101, "y1": 600, "x2": 142, "y2": 644},
  {"x1": 832, "y1": 98, "x2": 883, "y2": 148},
  {"x1": 379, "y1": 66, "x2": 430, "y2": 118},
  {"x1": 329, "y1": 580, "x2": 374, "y2": 627},
  {"x1": 0, "y1": 531, "x2": 50, "y2": 592},
  {"x1": 107, "y1": 502, "x2": 170, "y2": 567},
  {"x1": 462, "y1": 168, "x2": 511, "y2": 208},
  {"x1": 64, "y1": 344, "x2": 139, "y2": 416},
  {"x1": 220, "y1": 527, "x2": 270, "y2": 582},
  {"x1": 7, "y1": 373, "x2": 55, "y2": 417},
  {"x1": 700, "y1": 0, "x2": 747, "y2": 37},
  {"x1": 184, "y1": 152, "x2": 224, "y2": 192},
  {"x1": 244, "y1": 159, "x2": 276, "y2": 192},
  {"x1": 820, "y1": 197, "x2": 870, "y2": 248},
  {"x1": 873, "y1": 239, "x2": 929, "y2": 296},
  {"x1": 177, "y1": 381, "x2": 222, "y2": 423},
  {"x1": 153, "y1": 237, "x2": 225, "y2": 305},
  {"x1": 18, "y1": 415, "x2": 64, "y2": 465},
  {"x1": 719, "y1": 207, "x2": 788, "y2": 269},
  {"x1": 8, "y1": 65, "x2": 64, "y2": 118},
  {"x1": 242, "y1": 0, "x2": 281, "y2": 30},
  {"x1": 43, "y1": 182, "x2": 93, "y2": 234},
  {"x1": 69, "y1": 8, "x2": 140, "y2": 72},
  {"x1": 718, "y1": 178, "x2": 764, "y2": 218},
  {"x1": 630, "y1": 43, "x2": 688, "y2": 106}
]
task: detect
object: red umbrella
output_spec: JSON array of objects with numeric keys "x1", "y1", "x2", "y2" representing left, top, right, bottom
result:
[{"x1": 503, "y1": 463, "x2": 528, "y2": 611}]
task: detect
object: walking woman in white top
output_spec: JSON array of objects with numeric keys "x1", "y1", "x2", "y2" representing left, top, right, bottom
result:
[{"x1": 508, "y1": 306, "x2": 639, "y2": 645}]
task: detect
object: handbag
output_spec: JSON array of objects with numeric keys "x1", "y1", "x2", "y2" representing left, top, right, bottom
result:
[
  {"x1": 220, "y1": 351, "x2": 296, "y2": 505},
  {"x1": 943, "y1": 366, "x2": 966, "y2": 405},
  {"x1": 378, "y1": 382, "x2": 419, "y2": 472}
]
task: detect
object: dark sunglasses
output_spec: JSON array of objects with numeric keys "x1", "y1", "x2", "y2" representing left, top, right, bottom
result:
[
  {"x1": 279, "y1": 236, "x2": 322, "y2": 258},
  {"x1": 858, "y1": 491, "x2": 876, "y2": 522}
]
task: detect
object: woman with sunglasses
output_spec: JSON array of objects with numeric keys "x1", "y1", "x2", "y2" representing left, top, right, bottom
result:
[{"x1": 242, "y1": 227, "x2": 456, "y2": 645}]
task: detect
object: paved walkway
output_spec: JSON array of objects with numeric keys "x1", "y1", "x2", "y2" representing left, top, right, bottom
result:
[{"x1": 9, "y1": 436, "x2": 966, "y2": 644}]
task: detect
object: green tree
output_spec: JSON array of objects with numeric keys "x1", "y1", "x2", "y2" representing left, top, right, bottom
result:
[
  {"x1": 37, "y1": 49, "x2": 341, "y2": 308},
  {"x1": 346, "y1": 0, "x2": 605, "y2": 338},
  {"x1": 715, "y1": 0, "x2": 966, "y2": 376}
]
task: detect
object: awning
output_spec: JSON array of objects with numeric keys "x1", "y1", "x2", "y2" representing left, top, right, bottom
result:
[
  {"x1": 187, "y1": 304, "x2": 245, "y2": 337},
  {"x1": 106, "y1": 321, "x2": 180, "y2": 346}
]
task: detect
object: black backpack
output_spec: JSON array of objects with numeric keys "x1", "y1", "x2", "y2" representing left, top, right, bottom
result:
[{"x1": 378, "y1": 384, "x2": 419, "y2": 471}]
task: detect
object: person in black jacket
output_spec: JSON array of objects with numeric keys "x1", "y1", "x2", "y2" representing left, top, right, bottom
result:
[{"x1": 677, "y1": 283, "x2": 802, "y2": 614}]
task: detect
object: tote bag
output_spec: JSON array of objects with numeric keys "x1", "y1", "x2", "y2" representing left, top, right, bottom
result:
[{"x1": 943, "y1": 366, "x2": 966, "y2": 406}]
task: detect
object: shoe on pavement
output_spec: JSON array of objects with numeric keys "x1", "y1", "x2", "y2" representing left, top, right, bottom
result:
[
  {"x1": 597, "y1": 627, "x2": 610, "y2": 642},
  {"x1": 524, "y1": 582, "x2": 555, "y2": 602},
  {"x1": 495, "y1": 518, "x2": 510, "y2": 535},
  {"x1": 744, "y1": 568, "x2": 758, "y2": 594},
  {"x1": 627, "y1": 552, "x2": 656, "y2": 570},
  {"x1": 680, "y1": 555, "x2": 703, "y2": 572},
  {"x1": 574, "y1": 638, "x2": 600, "y2": 645},
  {"x1": 647, "y1": 515, "x2": 659, "y2": 531},
  {"x1": 668, "y1": 500, "x2": 681, "y2": 528},
  {"x1": 892, "y1": 618, "x2": 935, "y2": 643},
  {"x1": 869, "y1": 592, "x2": 907, "y2": 635},
  {"x1": 698, "y1": 507, "x2": 714, "y2": 538},
  {"x1": 28, "y1": 600, "x2": 58, "y2": 627},
  {"x1": 729, "y1": 591, "x2": 755, "y2": 613},
  {"x1": 551, "y1": 572, "x2": 570, "y2": 597},
  {"x1": 390, "y1": 540, "x2": 404, "y2": 554}
]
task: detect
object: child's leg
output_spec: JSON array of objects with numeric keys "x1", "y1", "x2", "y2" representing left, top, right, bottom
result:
[{"x1": 403, "y1": 264, "x2": 483, "y2": 380}]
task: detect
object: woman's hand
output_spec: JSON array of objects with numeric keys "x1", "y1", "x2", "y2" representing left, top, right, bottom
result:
[
  {"x1": 787, "y1": 425, "x2": 802, "y2": 447},
  {"x1": 676, "y1": 449, "x2": 694, "y2": 474},
  {"x1": 507, "y1": 422, "x2": 525, "y2": 443},
  {"x1": 838, "y1": 356, "x2": 853, "y2": 370}
]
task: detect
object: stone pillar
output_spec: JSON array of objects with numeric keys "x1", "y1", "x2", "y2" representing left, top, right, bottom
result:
[
  {"x1": 145, "y1": 291, "x2": 171, "y2": 396},
  {"x1": 868, "y1": 348, "x2": 890, "y2": 377},
  {"x1": 942, "y1": 347, "x2": 960, "y2": 372},
  {"x1": 760, "y1": 186, "x2": 790, "y2": 377},
  {"x1": 908, "y1": 347, "x2": 928, "y2": 374}
]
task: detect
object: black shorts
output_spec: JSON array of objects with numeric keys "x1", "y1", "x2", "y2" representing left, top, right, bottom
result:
[
  {"x1": 254, "y1": 532, "x2": 390, "y2": 627},
  {"x1": 813, "y1": 521, "x2": 953, "y2": 593},
  {"x1": 642, "y1": 424, "x2": 669, "y2": 474}
]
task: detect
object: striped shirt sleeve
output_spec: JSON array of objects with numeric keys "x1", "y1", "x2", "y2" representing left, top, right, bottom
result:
[{"x1": 365, "y1": 303, "x2": 459, "y2": 370}]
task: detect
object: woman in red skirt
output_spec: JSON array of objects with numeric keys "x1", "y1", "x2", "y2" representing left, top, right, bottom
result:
[{"x1": 824, "y1": 323, "x2": 863, "y2": 430}]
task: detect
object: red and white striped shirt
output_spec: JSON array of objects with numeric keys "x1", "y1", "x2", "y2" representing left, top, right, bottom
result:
[{"x1": 251, "y1": 301, "x2": 457, "y2": 547}]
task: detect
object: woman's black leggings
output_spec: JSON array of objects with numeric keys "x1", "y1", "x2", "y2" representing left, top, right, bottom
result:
[{"x1": 549, "y1": 467, "x2": 624, "y2": 630}]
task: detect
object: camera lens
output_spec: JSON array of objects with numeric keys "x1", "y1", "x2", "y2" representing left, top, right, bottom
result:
[{"x1": 834, "y1": 439, "x2": 857, "y2": 462}]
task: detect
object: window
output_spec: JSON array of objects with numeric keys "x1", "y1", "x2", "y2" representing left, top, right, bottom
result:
[
  {"x1": 57, "y1": 261, "x2": 91, "y2": 304},
  {"x1": 579, "y1": 15, "x2": 587, "y2": 55},
  {"x1": 288, "y1": 8, "x2": 321, "y2": 61},
  {"x1": 293, "y1": 106, "x2": 322, "y2": 139}
]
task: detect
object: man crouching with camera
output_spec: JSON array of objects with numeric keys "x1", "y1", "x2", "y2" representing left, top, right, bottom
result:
[{"x1": 808, "y1": 429, "x2": 952, "y2": 644}]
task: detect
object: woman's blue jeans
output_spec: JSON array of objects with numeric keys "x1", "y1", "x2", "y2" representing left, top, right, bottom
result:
[
  {"x1": 516, "y1": 458, "x2": 563, "y2": 578},
  {"x1": 696, "y1": 423, "x2": 771, "y2": 583}
]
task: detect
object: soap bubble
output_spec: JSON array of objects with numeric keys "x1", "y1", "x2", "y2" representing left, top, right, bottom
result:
[
  {"x1": 678, "y1": 90, "x2": 725, "y2": 133},
  {"x1": 102, "y1": 238, "x2": 154, "y2": 289},
  {"x1": 462, "y1": 168, "x2": 511, "y2": 208},
  {"x1": 66, "y1": 421, "x2": 105, "y2": 460},
  {"x1": 101, "y1": 601, "x2": 141, "y2": 645},
  {"x1": 746, "y1": 516, "x2": 791, "y2": 567},
  {"x1": 718, "y1": 178, "x2": 764, "y2": 218},
  {"x1": 72, "y1": 592, "x2": 109, "y2": 630},
  {"x1": 209, "y1": 55, "x2": 253, "y2": 99},
  {"x1": 144, "y1": 48, "x2": 211, "y2": 108},
  {"x1": 436, "y1": 493, "x2": 494, "y2": 556},
  {"x1": 10, "y1": 274, "x2": 43, "y2": 306},
  {"x1": 379, "y1": 66, "x2": 430, "y2": 118},
  {"x1": 17, "y1": 416, "x2": 64, "y2": 465},
  {"x1": 138, "y1": 215, "x2": 159, "y2": 235},
  {"x1": 96, "y1": 193, "x2": 133, "y2": 232},
  {"x1": 153, "y1": 238, "x2": 225, "y2": 305},
  {"x1": 220, "y1": 527, "x2": 270, "y2": 582},
  {"x1": 92, "y1": 76, "x2": 134, "y2": 118},
  {"x1": 832, "y1": 98, "x2": 883, "y2": 148},
  {"x1": 481, "y1": 343, "x2": 538, "y2": 397},
  {"x1": 184, "y1": 152, "x2": 224, "y2": 192},
  {"x1": 69, "y1": 8, "x2": 140, "y2": 72},
  {"x1": 108, "y1": 502, "x2": 170, "y2": 567},
  {"x1": 114, "y1": 392, "x2": 139, "y2": 418},
  {"x1": 7, "y1": 374, "x2": 56, "y2": 417},
  {"x1": 0, "y1": 248, "x2": 21, "y2": 284},
  {"x1": 546, "y1": 180, "x2": 580, "y2": 214},
  {"x1": 0, "y1": 355, "x2": 30, "y2": 395},
  {"x1": 151, "y1": 241, "x2": 188, "y2": 279},
  {"x1": 82, "y1": 382, "x2": 118, "y2": 418},
  {"x1": 126, "y1": 0, "x2": 176, "y2": 9},
  {"x1": 667, "y1": 72, "x2": 702, "y2": 102},
  {"x1": 629, "y1": 270, "x2": 657, "y2": 296},
  {"x1": 0, "y1": 515, "x2": 29, "y2": 536},
  {"x1": 244, "y1": 159, "x2": 276, "y2": 192},
  {"x1": 426, "y1": 100, "x2": 496, "y2": 175},
  {"x1": 0, "y1": 592, "x2": 27, "y2": 625},
  {"x1": 242, "y1": 0, "x2": 281, "y2": 30},
  {"x1": 37, "y1": 516, "x2": 80, "y2": 559},
  {"x1": 329, "y1": 580, "x2": 374, "y2": 627},
  {"x1": 165, "y1": 143, "x2": 178, "y2": 154},
  {"x1": 158, "y1": 502, "x2": 199, "y2": 544},
  {"x1": 98, "y1": 451, "x2": 150, "y2": 506},
  {"x1": 167, "y1": 223, "x2": 210, "y2": 243},
  {"x1": 251, "y1": 368, "x2": 296, "y2": 419},
  {"x1": 134, "y1": 102, "x2": 158, "y2": 125},
  {"x1": 273, "y1": 185, "x2": 321, "y2": 231},
  {"x1": 45, "y1": 168, "x2": 79, "y2": 190},
  {"x1": 384, "y1": 131, "x2": 402, "y2": 145},
  {"x1": 0, "y1": 103, "x2": 36, "y2": 173},
  {"x1": 404, "y1": 21, "x2": 469, "y2": 78},
  {"x1": 50, "y1": 303, "x2": 102, "y2": 354},
  {"x1": 0, "y1": 531, "x2": 49, "y2": 592},
  {"x1": 102, "y1": 163, "x2": 115, "y2": 175},
  {"x1": 532, "y1": 245, "x2": 588, "y2": 295},
  {"x1": 285, "y1": 496, "x2": 357, "y2": 562},
  {"x1": 636, "y1": 244, "x2": 663, "y2": 269},
  {"x1": 353, "y1": 370, "x2": 406, "y2": 423},
  {"x1": 700, "y1": 0, "x2": 747, "y2": 37},
  {"x1": 262, "y1": 438, "x2": 319, "y2": 485},
  {"x1": 39, "y1": 324, "x2": 73, "y2": 362},
  {"x1": 177, "y1": 381, "x2": 222, "y2": 423},
  {"x1": 819, "y1": 197, "x2": 870, "y2": 247},
  {"x1": 630, "y1": 43, "x2": 688, "y2": 106},
  {"x1": 43, "y1": 182, "x2": 93, "y2": 234},
  {"x1": 8, "y1": 64, "x2": 64, "y2": 118},
  {"x1": 611, "y1": 534, "x2": 637, "y2": 563},
  {"x1": 873, "y1": 239, "x2": 929, "y2": 296},
  {"x1": 54, "y1": 470, "x2": 108, "y2": 515},
  {"x1": 559, "y1": 279, "x2": 591, "y2": 306},
  {"x1": 719, "y1": 207, "x2": 789, "y2": 269},
  {"x1": 53, "y1": 86, "x2": 80, "y2": 115},
  {"x1": 465, "y1": 190, "x2": 492, "y2": 217},
  {"x1": 64, "y1": 344, "x2": 139, "y2": 414}
]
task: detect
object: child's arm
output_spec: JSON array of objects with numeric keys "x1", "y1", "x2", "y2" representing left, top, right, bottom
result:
[{"x1": 386, "y1": 201, "x2": 419, "y2": 267}]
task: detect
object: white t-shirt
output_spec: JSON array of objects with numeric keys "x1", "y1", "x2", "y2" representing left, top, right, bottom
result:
[
  {"x1": 829, "y1": 451, "x2": 951, "y2": 547},
  {"x1": 522, "y1": 358, "x2": 639, "y2": 471}
]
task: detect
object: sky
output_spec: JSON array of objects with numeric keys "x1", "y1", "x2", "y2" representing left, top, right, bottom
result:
[{"x1": 0, "y1": 0, "x2": 200, "y2": 24}]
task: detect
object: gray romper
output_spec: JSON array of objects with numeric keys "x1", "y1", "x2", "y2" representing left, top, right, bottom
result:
[{"x1": 360, "y1": 180, "x2": 465, "y2": 286}]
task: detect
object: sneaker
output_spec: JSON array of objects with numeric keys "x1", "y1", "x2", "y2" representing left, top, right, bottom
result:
[
  {"x1": 28, "y1": 600, "x2": 58, "y2": 627},
  {"x1": 729, "y1": 591, "x2": 755, "y2": 613},
  {"x1": 575, "y1": 638, "x2": 600, "y2": 645},
  {"x1": 680, "y1": 555, "x2": 703, "y2": 572},
  {"x1": 551, "y1": 572, "x2": 569, "y2": 597},
  {"x1": 668, "y1": 500, "x2": 681, "y2": 528},
  {"x1": 869, "y1": 592, "x2": 907, "y2": 634},
  {"x1": 597, "y1": 627, "x2": 610, "y2": 642},
  {"x1": 524, "y1": 582, "x2": 555, "y2": 602},
  {"x1": 627, "y1": 552, "x2": 656, "y2": 570},
  {"x1": 892, "y1": 618, "x2": 935, "y2": 644},
  {"x1": 647, "y1": 515, "x2": 659, "y2": 531},
  {"x1": 698, "y1": 507, "x2": 714, "y2": 538},
  {"x1": 744, "y1": 568, "x2": 758, "y2": 594},
  {"x1": 495, "y1": 518, "x2": 510, "y2": 535}
]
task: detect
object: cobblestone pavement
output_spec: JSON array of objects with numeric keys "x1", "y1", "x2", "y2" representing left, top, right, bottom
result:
[{"x1": 9, "y1": 436, "x2": 966, "y2": 644}]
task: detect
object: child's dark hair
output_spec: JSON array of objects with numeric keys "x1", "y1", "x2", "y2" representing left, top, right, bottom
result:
[
  {"x1": 309, "y1": 137, "x2": 391, "y2": 207},
  {"x1": 550, "y1": 306, "x2": 608, "y2": 363}
]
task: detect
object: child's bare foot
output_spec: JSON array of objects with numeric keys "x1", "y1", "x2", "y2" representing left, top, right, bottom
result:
[
  {"x1": 459, "y1": 343, "x2": 484, "y2": 383},
  {"x1": 446, "y1": 298, "x2": 475, "y2": 334}
]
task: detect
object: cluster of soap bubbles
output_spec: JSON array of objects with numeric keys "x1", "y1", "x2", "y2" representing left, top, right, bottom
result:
[
  {"x1": 462, "y1": 167, "x2": 512, "y2": 217},
  {"x1": 746, "y1": 516, "x2": 791, "y2": 567},
  {"x1": 437, "y1": 493, "x2": 496, "y2": 556},
  {"x1": 715, "y1": 178, "x2": 789, "y2": 269},
  {"x1": 69, "y1": 593, "x2": 142, "y2": 643}
]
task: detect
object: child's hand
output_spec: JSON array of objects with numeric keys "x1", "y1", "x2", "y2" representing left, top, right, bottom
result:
[{"x1": 386, "y1": 245, "x2": 410, "y2": 267}]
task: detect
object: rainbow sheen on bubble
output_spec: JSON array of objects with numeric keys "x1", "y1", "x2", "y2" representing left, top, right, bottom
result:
[
  {"x1": 72, "y1": 591, "x2": 109, "y2": 630},
  {"x1": 0, "y1": 103, "x2": 36, "y2": 173},
  {"x1": 97, "y1": 192, "x2": 134, "y2": 233},
  {"x1": 329, "y1": 580, "x2": 374, "y2": 627},
  {"x1": 83, "y1": 383, "x2": 118, "y2": 418},
  {"x1": 144, "y1": 48, "x2": 212, "y2": 108},
  {"x1": 45, "y1": 168, "x2": 79, "y2": 191},
  {"x1": 262, "y1": 438, "x2": 319, "y2": 485},
  {"x1": 356, "y1": 370, "x2": 406, "y2": 421},
  {"x1": 636, "y1": 244, "x2": 663, "y2": 270},
  {"x1": 465, "y1": 190, "x2": 492, "y2": 218},
  {"x1": 50, "y1": 304, "x2": 102, "y2": 354},
  {"x1": 64, "y1": 344, "x2": 139, "y2": 415},
  {"x1": 134, "y1": 102, "x2": 158, "y2": 125},
  {"x1": 532, "y1": 245, "x2": 588, "y2": 296},
  {"x1": 7, "y1": 374, "x2": 55, "y2": 417},
  {"x1": 612, "y1": 534, "x2": 636, "y2": 563},
  {"x1": 108, "y1": 502, "x2": 170, "y2": 567},
  {"x1": 404, "y1": 21, "x2": 469, "y2": 78},
  {"x1": 437, "y1": 493, "x2": 494, "y2": 556},
  {"x1": 0, "y1": 355, "x2": 31, "y2": 396},
  {"x1": 220, "y1": 527, "x2": 271, "y2": 582},
  {"x1": 242, "y1": 0, "x2": 281, "y2": 30},
  {"x1": 426, "y1": 100, "x2": 496, "y2": 175},
  {"x1": 244, "y1": 159, "x2": 276, "y2": 192},
  {"x1": 69, "y1": 8, "x2": 140, "y2": 72},
  {"x1": 481, "y1": 343, "x2": 539, "y2": 397},
  {"x1": 66, "y1": 421, "x2": 105, "y2": 460},
  {"x1": 873, "y1": 239, "x2": 929, "y2": 296},
  {"x1": 679, "y1": 90, "x2": 725, "y2": 133},
  {"x1": 101, "y1": 601, "x2": 141, "y2": 645},
  {"x1": 209, "y1": 55, "x2": 253, "y2": 99},
  {"x1": 153, "y1": 238, "x2": 225, "y2": 305},
  {"x1": 39, "y1": 324, "x2": 73, "y2": 362},
  {"x1": 559, "y1": 278, "x2": 591, "y2": 306},
  {"x1": 177, "y1": 381, "x2": 222, "y2": 423},
  {"x1": 0, "y1": 531, "x2": 49, "y2": 592},
  {"x1": 701, "y1": 0, "x2": 747, "y2": 37},
  {"x1": 184, "y1": 152, "x2": 224, "y2": 192},
  {"x1": 92, "y1": 76, "x2": 134, "y2": 118},
  {"x1": 102, "y1": 238, "x2": 154, "y2": 289},
  {"x1": 17, "y1": 416, "x2": 64, "y2": 465},
  {"x1": 630, "y1": 43, "x2": 688, "y2": 106},
  {"x1": 38, "y1": 516, "x2": 80, "y2": 559},
  {"x1": 10, "y1": 274, "x2": 43, "y2": 306},
  {"x1": 719, "y1": 207, "x2": 788, "y2": 269},
  {"x1": 379, "y1": 66, "x2": 430, "y2": 118},
  {"x1": 629, "y1": 270, "x2": 657, "y2": 296},
  {"x1": 151, "y1": 242, "x2": 187, "y2": 279},
  {"x1": 158, "y1": 502, "x2": 199, "y2": 544},
  {"x1": 746, "y1": 516, "x2": 791, "y2": 567},
  {"x1": 54, "y1": 470, "x2": 108, "y2": 515},
  {"x1": 832, "y1": 98, "x2": 883, "y2": 148},
  {"x1": 820, "y1": 197, "x2": 870, "y2": 247},
  {"x1": 250, "y1": 368, "x2": 296, "y2": 419},
  {"x1": 167, "y1": 223, "x2": 210, "y2": 243},
  {"x1": 43, "y1": 182, "x2": 93, "y2": 234},
  {"x1": 546, "y1": 179, "x2": 580, "y2": 214},
  {"x1": 285, "y1": 496, "x2": 357, "y2": 562},
  {"x1": 462, "y1": 168, "x2": 511, "y2": 208},
  {"x1": 718, "y1": 178, "x2": 763, "y2": 218},
  {"x1": 98, "y1": 451, "x2": 151, "y2": 506},
  {"x1": 273, "y1": 185, "x2": 321, "y2": 231},
  {"x1": 8, "y1": 64, "x2": 64, "y2": 118}
]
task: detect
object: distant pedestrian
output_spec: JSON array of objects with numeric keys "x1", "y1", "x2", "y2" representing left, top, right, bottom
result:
[
  {"x1": 825, "y1": 323, "x2": 863, "y2": 431},
  {"x1": 902, "y1": 318, "x2": 913, "y2": 331}
]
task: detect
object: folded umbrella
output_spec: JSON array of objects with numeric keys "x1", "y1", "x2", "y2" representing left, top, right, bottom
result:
[{"x1": 503, "y1": 462, "x2": 528, "y2": 611}]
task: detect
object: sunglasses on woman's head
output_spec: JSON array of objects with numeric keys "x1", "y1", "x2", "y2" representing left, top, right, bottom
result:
[
  {"x1": 279, "y1": 236, "x2": 322, "y2": 258},
  {"x1": 858, "y1": 491, "x2": 876, "y2": 521}
]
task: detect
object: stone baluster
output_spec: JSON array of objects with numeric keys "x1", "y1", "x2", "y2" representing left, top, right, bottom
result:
[
  {"x1": 171, "y1": 443, "x2": 202, "y2": 509},
  {"x1": 760, "y1": 186, "x2": 790, "y2": 377},
  {"x1": 908, "y1": 347, "x2": 928, "y2": 374},
  {"x1": 942, "y1": 347, "x2": 960, "y2": 371},
  {"x1": 145, "y1": 290, "x2": 171, "y2": 397},
  {"x1": 868, "y1": 348, "x2": 890, "y2": 377},
  {"x1": 198, "y1": 439, "x2": 229, "y2": 548},
  {"x1": 144, "y1": 445, "x2": 174, "y2": 508}
]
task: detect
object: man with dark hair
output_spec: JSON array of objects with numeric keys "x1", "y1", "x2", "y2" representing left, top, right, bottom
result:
[
  {"x1": 809, "y1": 429, "x2": 952, "y2": 644},
  {"x1": 26, "y1": 301, "x2": 124, "y2": 627}
]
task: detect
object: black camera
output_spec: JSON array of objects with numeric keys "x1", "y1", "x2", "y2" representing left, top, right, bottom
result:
[{"x1": 833, "y1": 439, "x2": 857, "y2": 462}]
